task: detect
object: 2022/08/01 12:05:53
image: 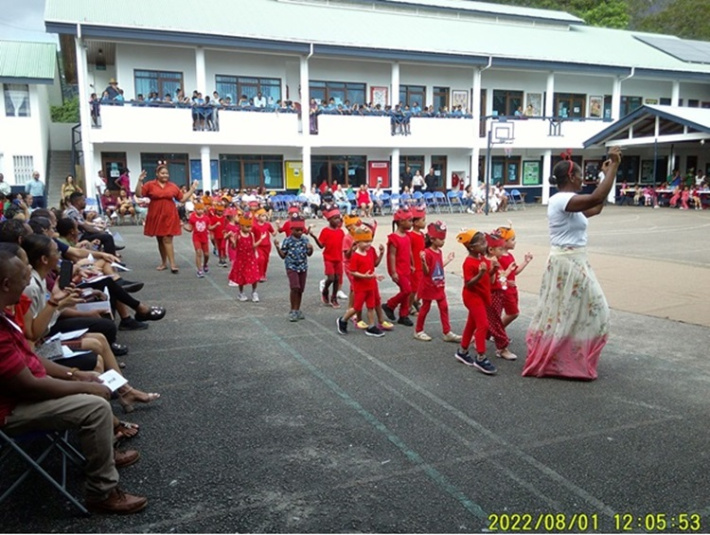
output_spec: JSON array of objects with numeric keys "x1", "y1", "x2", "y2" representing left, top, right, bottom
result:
[{"x1": 485, "y1": 512, "x2": 702, "y2": 532}]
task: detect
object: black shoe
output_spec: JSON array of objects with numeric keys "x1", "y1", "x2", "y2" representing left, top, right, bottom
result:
[
  {"x1": 336, "y1": 317, "x2": 348, "y2": 335},
  {"x1": 114, "y1": 245, "x2": 126, "y2": 251},
  {"x1": 111, "y1": 343, "x2": 129, "y2": 356},
  {"x1": 118, "y1": 317, "x2": 148, "y2": 331},
  {"x1": 455, "y1": 349, "x2": 475, "y2": 366},
  {"x1": 117, "y1": 279, "x2": 144, "y2": 293},
  {"x1": 365, "y1": 325, "x2": 385, "y2": 338},
  {"x1": 397, "y1": 316, "x2": 413, "y2": 327},
  {"x1": 381, "y1": 303, "x2": 396, "y2": 321}
]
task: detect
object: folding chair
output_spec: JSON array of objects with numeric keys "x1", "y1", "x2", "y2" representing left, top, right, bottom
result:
[
  {"x1": 388, "y1": 193, "x2": 400, "y2": 213},
  {"x1": 509, "y1": 189, "x2": 526, "y2": 211},
  {"x1": 433, "y1": 191, "x2": 447, "y2": 213},
  {"x1": 447, "y1": 190, "x2": 463, "y2": 213},
  {"x1": 423, "y1": 192, "x2": 437, "y2": 213},
  {"x1": 0, "y1": 429, "x2": 88, "y2": 515}
]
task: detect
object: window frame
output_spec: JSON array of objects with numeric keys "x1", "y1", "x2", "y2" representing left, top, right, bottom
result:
[
  {"x1": 493, "y1": 90, "x2": 523, "y2": 117},
  {"x1": 399, "y1": 85, "x2": 426, "y2": 108},
  {"x1": 310, "y1": 81, "x2": 366, "y2": 107},
  {"x1": 134, "y1": 70, "x2": 183, "y2": 100},
  {"x1": 554, "y1": 92, "x2": 586, "y2": 119},
  {"x1": 4, "y1": 84, "x2": 31, "y2": 117},
  {"x1": 215, "y1": 75, "x2": 281, "y2": 104},
  {"x1": 219, "y1": 154, "x2": 285, "y2": 190}
]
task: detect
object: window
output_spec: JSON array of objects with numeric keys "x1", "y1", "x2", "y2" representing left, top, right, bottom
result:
[
  {"x1": 492, "y1": 90, "x2": 523, "y2": 117},
  {"x1": 215, "y1": 75, "x2": 281, "y2": 104},
  {"x1": 433, "y1": 87, "x2": 449, "y2": 112},
  {"x1": 620, "y1": 96, "x2": 642, "y2": 117},
  {"x1": 491, "y1": 156, "x2": 521, "y2": 186},
  {"x1": 134, "y1": 70, "x2": 183, "y2": 101},
  {"x1": 400, "y1": 155, "x2": 425, "y2": 178},
  {"x1": 688, "y1": 99, "x2": 700, "y2": 108},
  {"x1": 4, "y1": 84, "x2": 30, "y2": 117},
  {"x1": 399, "y1": 85, "x2": 425, "y2": 108},
  {"x1": 140, "y1": 153, "x2": 189, "y2": 187},
  {"x1": 312, "y1": 156, "x2": 366, "y2": 188},
  {"x1": 554, "y1": 93, "x2": 585, "y2": 118},
  {"x1": 310, "y1": 81, "x2": 365, "y2": 107},
  {"x1": 220, "y1": 155, "x2": 284, "y2": 190},
  {"x1": 12, "y1": 155, "x2": 33, "y2": 184}
]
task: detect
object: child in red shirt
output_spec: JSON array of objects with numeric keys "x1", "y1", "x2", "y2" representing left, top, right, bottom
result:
[
  {"x1": 454, "y1": 229, "x2": 497, "y2": 375},
  {"x1": 382, "y1": 207, "x2": 414, "y2": 326},
  {"x1": 209, "y1": 204, "x2": 227, "y2": 267},
  {"x1": 183, "y1": 203, "x2": 210, "y2": 277},
  {"x1": 486, "y1": 233, "x2": 516, "y2": 361},
  {"x1": 336, "y1": 226, "x2": 386, "y2": 337},
  {"x1": 408, "y1": 206, "x2": 426, "y2": 316},
  {"x1": 275, "y1": 205, "x2": 301, "y2": 238},
  {"x1": 414, "y1": 221, "x2": 460, "y2": 343},
  {"x1": 253, "y1": 209, "x2": 275, "y2": 282},
  {"x1": 494, "y1": 224, "x2": 533, "y2": 329},
  {"x1": 228, "y1": 213, "x2": 264, "y2": 302},
  {"x1": 310, "y1": 206, "x2": 344, "y2": 308}
]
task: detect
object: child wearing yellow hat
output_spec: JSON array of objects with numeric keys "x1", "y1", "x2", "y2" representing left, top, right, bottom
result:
[
  {"x1": 494, "y1": 223, "x2": 533, "y2": 330},
  {"x1": 183, "y1": 202, "x2": 210, "y2": 277},
  {"x1": 454, "y1": 229, "x2": 497, "y2": 375},
  {"x1": 253, "y1": 208, "x2": 275, "y2": 282},
  {"x1": 228, "y1": 213, "x2": 265, "y2": 302}
]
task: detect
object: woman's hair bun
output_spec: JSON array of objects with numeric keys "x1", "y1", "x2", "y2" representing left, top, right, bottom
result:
[{"x1": 549, "y1": 175, "x2": 558, "y2": 185}]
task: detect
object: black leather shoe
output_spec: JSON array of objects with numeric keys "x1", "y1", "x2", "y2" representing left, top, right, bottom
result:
[
  {"x1": 111, "y1": 343, "x2": 129, "y2": 356},
  {"x1": 117, "y1": 280, "x2": 144, "y2": 293}
]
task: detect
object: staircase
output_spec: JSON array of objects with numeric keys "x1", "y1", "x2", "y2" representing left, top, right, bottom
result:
[{"x1": 47, "y1": 150, "x2": 74, "y2": 209}]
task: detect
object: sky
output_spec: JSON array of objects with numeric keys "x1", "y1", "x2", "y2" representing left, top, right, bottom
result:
[{"x1": 0, "y1": 0, "x2": 56, "y2": 43}]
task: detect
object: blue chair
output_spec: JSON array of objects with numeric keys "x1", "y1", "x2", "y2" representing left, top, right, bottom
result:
[
  {"x1": 378, "y1": 192, "x2": 390, "y2": 215},
  {"x1": 388, "y1": 193, "x2": 400, "y2": 213},
  {"x1": 400, "y1": 192, "x2": 412, "y2": 207},
  {"x1": 412, "y1": 191, "x2": 424, "y2": 204},
  {"x1": 423, "y1": 191, "x2": 437, "y2": 213},
  {"x1": 432, "y1": 191, "x2": 447, "y2": 213},
  {"x1": 447, "y1": 190, "x2": 463, "y2": 213},
  {"x1": 509, "y1": 189, "x2": 526, "y2": 210},
  {"x1": 346, "y1": 191, "x2": 357, "y2": 213}
]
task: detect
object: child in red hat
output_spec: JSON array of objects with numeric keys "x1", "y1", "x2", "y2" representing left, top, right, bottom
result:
[
  {"x1": 486, "y1": 233, "x2": 516, "y2": 361},
  {"x1": 209, "y1": 204, "x2": 227, "y2": 267},
  {"x1": 381, "y1": 207, "x2": 414, "y2": 326},
  {"x1": 275, "y1": 205, "x2": 302, "y2": 238},
  {"x1": 310, "y1": 206, "x2": 344, "y2": 308},
  {"x1": 228, "y1": 213, "x2": 264, "y2": 302},
  {"x1": 413, "y1": 221, "x2": 461, "y2": 343},
  {"x1": 253, "y1": 208, "x2": 275, "y2": 282},
  {"x1": 494, "y1": 223, "x2": 533, "y2": 329},
  {"x1": 408, "y1": 205, "x2": 427, "y2": 316},
  {"x1": 183, "y1": 203, "x2": 210, "y2": 277}
]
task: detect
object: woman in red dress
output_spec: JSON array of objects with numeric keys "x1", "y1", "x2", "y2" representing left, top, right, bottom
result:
[{"x1": 136, "y1": 165, "x2": 197, "y2": 273}]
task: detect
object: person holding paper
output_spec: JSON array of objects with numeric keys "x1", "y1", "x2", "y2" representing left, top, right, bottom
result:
[{"x1": 0, "y1": 247, "x2": 149, "y2": 514}]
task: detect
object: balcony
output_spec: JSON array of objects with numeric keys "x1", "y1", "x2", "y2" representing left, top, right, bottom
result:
[
  {"x1": 90, "y1": 104, "x2": 301, "y2": 147},
  {"x1": 483, "y1": 116, "x2": 613, "y2": 150}
]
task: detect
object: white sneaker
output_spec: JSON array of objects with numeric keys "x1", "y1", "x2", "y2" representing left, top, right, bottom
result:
[
  {"x1": 319, "y1": 279, "x2": 326, "y2": 293},
  {"x1": 228, "y1": 280, "x2": 239, "y2": 287},
  {"x1": 252, "y1": 292, "x2": 259, "y2": 302},
  {"x1": 495, "y1": 348, "x2": 517, "y2": 360},
  {"x1": 237, "y1": 293, "x2": 248, "y2": 301},
  {"x1": 337, "y1": 290, "x2": 348, "y2": 300},
  {"x1": 413, "y1": 331, "x2": 432, "y2": 341},
  {"x1": 442, "y1": 332, "x2": 462, "y2": 343}
]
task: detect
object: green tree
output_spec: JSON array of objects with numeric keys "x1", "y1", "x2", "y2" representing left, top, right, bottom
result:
[
  {"x1": 50, "y1": 96, "x2": 79, "y2": 123},
  {"x1": 634, "y1": 0, "x2": 710, "y2": 39},
  {"x1": 581, "y1": 1, "x2": 630, "y2": 28}
]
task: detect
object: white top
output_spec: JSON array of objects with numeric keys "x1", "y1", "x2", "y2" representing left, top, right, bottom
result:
[
  {"x1": 24, "y1": 269, "x2": 59, "y2": 333},
  {"x1": 253, "y1": 96, "x2": 266, "y2": 108},
  {"x1": 548, "y1": 192, "x2": 588, "y2": 248}
]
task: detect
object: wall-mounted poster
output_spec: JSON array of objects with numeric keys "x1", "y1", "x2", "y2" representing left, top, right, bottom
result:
[
  {"x1": 285, "y1": 160, "x2": 303, "y2": 190},
  {"x1": 368, "y1": 161, "x2": 390, "y2": 188},
  {"x1": 525, "y1": 93, "x2": 542, "y2": 116},
  {"x1": 522, "y1": 160, "x2": 541, "y2": 185},
  {"x1": 370, "y1": 86, "x2": 388, "y2": 107},
  {"x1": 589, "y1": 95, "x2": 603, "y2": 118},
  {"x1": 452, "y1": 90, "x2": 469, "y2": 112}
]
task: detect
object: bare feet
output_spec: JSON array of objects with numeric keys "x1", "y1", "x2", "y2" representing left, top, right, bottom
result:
[{"x1": 156, "y1": 265, "x2": 167, "y2": 271}]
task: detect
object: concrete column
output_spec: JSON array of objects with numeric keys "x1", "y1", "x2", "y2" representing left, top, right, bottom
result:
[
  {"x1": 302, "y1": 145, "x2": 311, "y2": 191},
  {"x1": 612, "y1": 76, "x2": 622, "y2": 121},
  {"x1": 472, "y1": 68, "x2": 482, "y2": 140},
  {"x1": 195, "y1": 47, "x2": 206, "y2": 94},
  {"x1": 542, "y1": 149, "x2": 552, "y2": 205},
  {"x1": 391, "y1": 148, "x2": 400, "y2": 193},
  {"x1": 200, "y1": 146, "x2": 211, "y2": 192},
  {"x1": 300, "y1": 54, "x2": 310, "y2": 135},
  {"x1": 75, "y1": 36, "x2": 94, "y2": 198},
  {"x1": 391, "y1": 62, "x2": 400, "y2": 107},
  {"x1": 671, "y1": 81, "x2": 680, "y2": 106},
  {"x1": 545, "y1": 72, "x2": 555, "y2": 118}
]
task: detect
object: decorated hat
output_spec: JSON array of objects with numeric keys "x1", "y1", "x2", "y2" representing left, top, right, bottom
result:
[
  {"x1": 248, "y1": 201, "x2": 260, "y2": 211},
  {"x1": 194, "y1": 203, "x2": 205, "y2": 211},
  {"x1": 287, "y1": 205, "x2": 301, "y2": 215},
  {"x1": 410, "y1": 205, "x2": 427, "y2": 219},
  {"x1": 214, "y1": 204, "x2": 225, "y2": 212},
  {"x1": 343, "y1": 214, "x2": 361, "y2": 228},
  {"x1": 255, "y1": 208, "x2": 267, "y2": 216},
  {"x1": 352, "y1": 225, "x2": 373, "y2": 242},
  {"x1": 224, "y1": 207, "x2": 238, "y2": 217},
  {"x1": 485, "y1": 233, "x2": 506, "y2": 248},
  {"x1": 393, "y1": 207, "x2": 413, "y2": 222},
  {"x1": 323, "y1": 207, "x2": 341, "y2": 220},
  {"x1": 456, "y1": 228, "x2": 479, "y2": 246},
  {"x1": 427, "y1": 221, "x2": 447, "y2": 240},
  {"x1": 221, "y1": 195, "x2": 232, "y2": 203},
  {"x1": 496, "y1": 225, "x2": 515, "y2": 241},
  {"x1": 290, "y1": 215, "x2": 306, "y2": 230},
  {"x1": 239, "y1": 213, "x2": 253, "y2": 227},
  {"x1": 202, "y1": 195, "x2": 213, "y2": 205}
]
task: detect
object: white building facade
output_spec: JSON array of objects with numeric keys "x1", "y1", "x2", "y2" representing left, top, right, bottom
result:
[{"x1": 45, "y1": 0, "x2": 710, "y2": 202}]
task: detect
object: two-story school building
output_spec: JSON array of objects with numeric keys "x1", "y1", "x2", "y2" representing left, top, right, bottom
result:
[
  {"x1": 0, "y1": 41, "x2": 58, "y2": 190},
  {"x1": 44, "y1": 0, "x2": 710, "y2": 202}
]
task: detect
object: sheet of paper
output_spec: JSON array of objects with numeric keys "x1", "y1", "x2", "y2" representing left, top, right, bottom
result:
[
  {"x1": 46, "y1": 328, "x2": 89, "y2": 343},
  {"x1": 84, "y1": 274, "x2": 111, "y2": 284},
  {"x1": 98, "y1": 369, "x2": 128, "y2": 392},
  {"x1": 111, "y1": 262, "x2": 131, "y2": 271},
  {"x1": 52, "y1": 345, "x2": 92, "y2": 360}
]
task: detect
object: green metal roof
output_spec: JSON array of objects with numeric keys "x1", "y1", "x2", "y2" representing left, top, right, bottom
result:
[
  {"x1": 0, "y1": 40, "x2": 56, "y2": 83},
  {"x1": 43, "y1": 0, "x2": 710, "y2": 78}
]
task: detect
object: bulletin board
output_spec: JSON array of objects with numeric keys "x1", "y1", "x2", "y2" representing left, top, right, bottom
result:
[{"x1": 285, "y1": 161, "x2": 303, "y2": 189}]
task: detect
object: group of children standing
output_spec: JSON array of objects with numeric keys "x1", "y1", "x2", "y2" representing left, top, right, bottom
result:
[{"x1": 184, "y1": 198, "x2": 533, "y2": 375}]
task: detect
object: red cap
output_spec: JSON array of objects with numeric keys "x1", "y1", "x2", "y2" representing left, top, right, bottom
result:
[
  {"x1": 485, "y1": 233, "x2": 505, "y2": 248},
  {"x1": 393, "y1": 207, "x2": 413, "y2": 222},
  {"x1": 427, "y1": 221, "x2": 447, "y2": 240},
  {"x1": 410, "y1": 205, "x2": 426, "y2": 219}
]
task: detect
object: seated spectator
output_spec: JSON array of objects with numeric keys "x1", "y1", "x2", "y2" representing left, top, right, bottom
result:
[
  {"x1": 371, "y1": 181, "x2": 385, "y2": 215},
  {"x1": 306, "y1": 186, "x2": 321, "y2": 218},
  {"x1": 356, "y1": 184, "x2": 373, "y2": 218},
  {"x1": 64, "y1": 192, "x2": 121, "y2": 256},
  {"x1": 332, "y1": 183, "x2": 351, "y2": 214},
  {"x1": 100, "y1": 189, "x2": 118, "y2": 222},
  {"x1": 0, "y1": 247, "x2": 148, "y2": 515},
  {"x1": 117, "y1": 190, "x2": 137, "y2": 223}
]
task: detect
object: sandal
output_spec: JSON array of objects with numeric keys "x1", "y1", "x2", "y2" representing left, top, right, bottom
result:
[
  {"x1": 134, "y1": 306, "x2": 166, "y2": 322},
  {"x1": 170, "y1": 267, "x2": 179, "y2": 274},
  {"x1": 114, "y1": 420, "x2": 140, "y2": 441},
  {"x1": 118, "y1": 386, "x2": 160, "y2": 414},
  {"x1": 156, "y1": 265, "x2": 167, "y2": 271}
]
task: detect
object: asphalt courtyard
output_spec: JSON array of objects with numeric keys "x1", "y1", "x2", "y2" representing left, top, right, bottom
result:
[{"x1": 4, "y1": 204, "x2": 710, "y2": 533}]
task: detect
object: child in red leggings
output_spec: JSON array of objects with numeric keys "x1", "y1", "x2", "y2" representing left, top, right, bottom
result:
[
  {"x1": 382, "y1": 207, "x2": 414, "y2": 326},
  {"x1": 454, "y1": 229, "x2": 497, "y2": 375}
]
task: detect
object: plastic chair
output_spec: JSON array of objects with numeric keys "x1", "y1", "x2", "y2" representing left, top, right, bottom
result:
[
  {"x1": 0, "y1": 429, "x2": 88, "y2": 515},
  {"x1": 432, "y1": 191, "x2": 447, "y2": 213},
  {"x1": 378, "y1": 193, "x2": 390, "y2": 216},
  {"x1": 509, "y1": 189, "x2": 526, "y2": 210},
  {"x1": 447, "y1": 190, "x2": 463, "y2": 213},
  {"x1": 423, "y1": 192, "x2": 437, "y2": 213},
  {"x1": 388, "y1": 193, "x2": 400, "y2": 213}
]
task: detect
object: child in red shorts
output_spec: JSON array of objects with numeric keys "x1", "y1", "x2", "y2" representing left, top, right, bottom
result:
[
  {"x1": 310, "y1": 206, "x2": 344, "y2": 308},
  {"x1": 494, "y1": 223, "x2": 533, "y2": 329},
  {"x1": 336, "y1": 225, "x2": 386, "y2": 337},
  {"x1": 382, "y1": 207, "x2": 414, "y2": 326},
  {"x1": 183, "y1": 202, "x2": 210, "y2": 278},
  {"x1": 408, "y1": 205, "x2": 426, "y2": 316}
]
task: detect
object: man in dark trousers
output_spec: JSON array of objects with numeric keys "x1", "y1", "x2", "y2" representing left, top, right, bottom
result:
[
  {"x1": 425, "y1": 166, "x2": 438, "y2": 191},
  {"x1": 401, "y1": 166, "x2": 413, "y2": 190}
]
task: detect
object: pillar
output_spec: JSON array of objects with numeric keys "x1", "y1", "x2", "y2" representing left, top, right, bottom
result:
[
  {"x1": 391, "y1": 148, "x2": 400, "y2": 194},
  {"x1": 75, "y1": 36, "x2": 94, "y2": 198},
  {"x1": 200, "y1": 146, "x2": 211, "y2": 192},
  {"x1": 542, "y1": 150, "x2": 552, "y2": 205}
]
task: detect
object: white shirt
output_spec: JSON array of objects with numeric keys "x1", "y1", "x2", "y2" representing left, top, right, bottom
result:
[
  {"x1": 0, "y1": 181, "x2": 10, "y2": 196},
  {"x1": 548, "y1": 192, "x2": 588, "y2": 248},
  {"x1": 253, "y1": 95, "x2": 266, "y2": 108},
  {"x1": 24, "y1": 269, "x2": 60, "y2": 333}
]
